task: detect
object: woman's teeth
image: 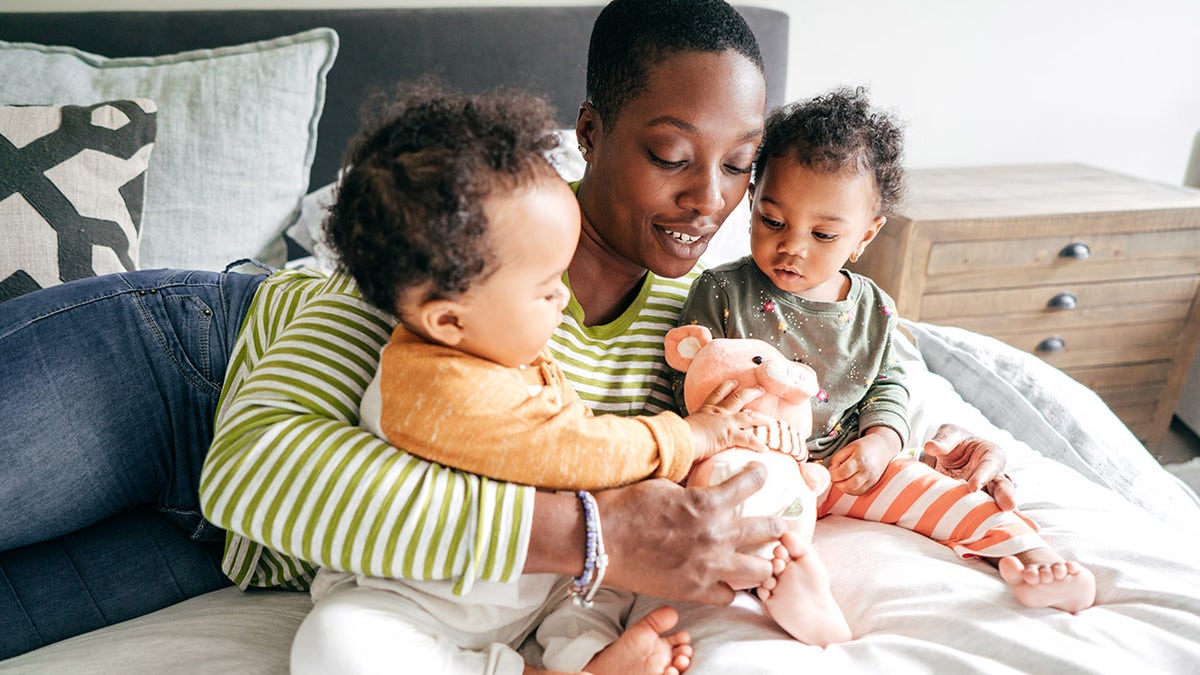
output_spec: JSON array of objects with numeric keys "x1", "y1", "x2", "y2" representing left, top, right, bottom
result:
[{"x1": 665, "y1": 229, "x2": 700, "y2": 244}]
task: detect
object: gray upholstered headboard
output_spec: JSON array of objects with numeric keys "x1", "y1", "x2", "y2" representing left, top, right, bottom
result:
[{"x1": 0, "y1": 6, "x2": 789, "y2": 189}]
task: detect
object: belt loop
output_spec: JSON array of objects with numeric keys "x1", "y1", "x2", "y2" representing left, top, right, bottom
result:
[{"x1": 223, "y1": 258, "x2": 279, "y2": 275}]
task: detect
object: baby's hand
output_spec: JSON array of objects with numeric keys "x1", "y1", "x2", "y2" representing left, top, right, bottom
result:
[
  {"x1": 827, "y1": 426, "x2": 902, "y2": 495},
  {"x1": 684, "y1": 378, "x2": 770, "y2": 462},
  {"x1": 684, "y1": 406, "x2": 768, "y2": 462}
]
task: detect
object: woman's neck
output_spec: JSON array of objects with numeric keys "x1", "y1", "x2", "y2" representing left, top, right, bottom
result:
[{"x1": 569, "y1": 215, "x2": 648, "y2": 327}]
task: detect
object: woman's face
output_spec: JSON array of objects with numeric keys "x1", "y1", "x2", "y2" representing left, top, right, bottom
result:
[{"x1": 578, "y1": 49, "x2": 766, "y2": 279}]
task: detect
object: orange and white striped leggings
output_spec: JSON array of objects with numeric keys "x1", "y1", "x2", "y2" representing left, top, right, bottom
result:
[{"x1": 818, "y1": 457, "x2": 1044, "y2": 559}]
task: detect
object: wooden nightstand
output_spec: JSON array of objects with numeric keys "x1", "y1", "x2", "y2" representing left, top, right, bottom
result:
[{"x1": 850, "y1": 164, "x2": 1200, "y2": 452}]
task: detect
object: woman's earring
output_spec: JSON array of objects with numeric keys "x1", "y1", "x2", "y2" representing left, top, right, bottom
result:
[{"x1": 578, "y1": 144, "x2": 588, "y2": 158}]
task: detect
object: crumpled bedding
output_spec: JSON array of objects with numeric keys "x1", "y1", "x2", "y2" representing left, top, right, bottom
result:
[
  {"x1": 627, "y1": 325, "x2": 1200, "y2": 674},
  {"x1": 7, "y1": 322, "x2": 1199, "y2": 674}
]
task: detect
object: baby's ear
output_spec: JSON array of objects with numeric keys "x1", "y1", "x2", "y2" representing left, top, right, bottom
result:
[
  {"x1": 664, "y1": 324, "x2": 713, "y2": 371},
  {"x1": 417, "y1": 299, "x2": 466, "y2": 347}
]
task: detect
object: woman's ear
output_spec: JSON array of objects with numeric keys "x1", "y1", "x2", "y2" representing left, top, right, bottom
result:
[
  {"x1": 576, "y1": 101, "x2": 600, "y2": 159},
  {"x1": 415, "y1": 299, "x2": 467, "y2": 347}
]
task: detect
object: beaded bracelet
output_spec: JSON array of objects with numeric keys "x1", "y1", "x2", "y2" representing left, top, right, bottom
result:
[{"x1": 569, "y1": 490, "x2": 608, "y2": 607}]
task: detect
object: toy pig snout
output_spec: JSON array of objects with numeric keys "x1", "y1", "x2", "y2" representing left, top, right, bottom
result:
[{"x1": 757, "y1": 359, "x2": 820, "y2": 404}]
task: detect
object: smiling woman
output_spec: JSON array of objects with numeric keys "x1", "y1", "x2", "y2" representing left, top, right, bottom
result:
[
  {"x1": 573, "y1": 49, "x2": 766, "y2": 302},
  {"x1": 7, "y1": 2, "x2": 1200, "y2": 674}
]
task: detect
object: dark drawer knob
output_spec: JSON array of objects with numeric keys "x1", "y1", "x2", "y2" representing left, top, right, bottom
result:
[
  {"x1": 1047, "y1": 291, "x2": 1078, "y2": 310},
  {"x1": 1036, "y1": 336, "x2": 1066, "y2": 353},
  {"x1": 1058, "y1": 242, "x2": 1091, "y2": 259}
]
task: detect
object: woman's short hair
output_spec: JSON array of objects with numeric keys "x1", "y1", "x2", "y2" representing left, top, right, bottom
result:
[{"x1": 586, "y1": 0, "x2": 764, "y2": 128}]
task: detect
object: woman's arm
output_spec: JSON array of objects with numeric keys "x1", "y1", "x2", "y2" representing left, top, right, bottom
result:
[
  {"x1": 922, "y1": 424, "x2": 1018, "y2": 511},
  {"x1": 200, "y1": 276, "x2": 534, "y2": 591}
]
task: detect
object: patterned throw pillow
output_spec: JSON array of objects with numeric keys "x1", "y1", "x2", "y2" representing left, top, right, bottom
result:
[
  {"x1": 0, "y1": 29, "x2": 337, "y2": 272},
  {"x1": 0, "y1": 99, "x2": 156, "y2": 301}
]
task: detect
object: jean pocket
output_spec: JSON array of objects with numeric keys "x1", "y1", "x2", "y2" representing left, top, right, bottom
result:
[{"x1": 136, "y1": 282, "x2": 223, "y2": 395}]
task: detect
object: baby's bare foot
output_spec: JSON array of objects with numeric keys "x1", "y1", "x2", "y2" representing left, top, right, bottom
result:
[
  {"x1": 584, "y1": 606, "x2": 692, "y2": 675},
  {"x1": 756, "y1": 541, "x2": 790, "y2": 599},
  {"x1": 759, "y1": 532, "x2": 851, "y2": 646},
  {"x1": 998, "y1": 548, "x2": 1095, "y2": 613}
]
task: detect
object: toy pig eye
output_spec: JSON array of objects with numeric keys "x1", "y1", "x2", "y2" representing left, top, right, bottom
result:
[{"x1": 752, "y1": 356, "x2": 764, "y2": 364}]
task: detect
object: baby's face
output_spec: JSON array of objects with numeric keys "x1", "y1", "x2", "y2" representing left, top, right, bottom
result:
[
  {"x1": 749, "y1": 158, "x2": 885, "y2": 302},
  {"x1": 453, "y1": 177, "x2": 581, "y2": 368}
]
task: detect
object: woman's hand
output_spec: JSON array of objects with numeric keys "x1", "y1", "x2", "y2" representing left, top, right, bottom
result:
[
  {"x1": 595, "y1": 463, "x2": 785, "y2": 605},
  {"x1": 827, "y1": 426, "x2": 902, "y2": 495},
  {"x1": 922, "y1": 424, "x2": 1017, "y2": 511}
]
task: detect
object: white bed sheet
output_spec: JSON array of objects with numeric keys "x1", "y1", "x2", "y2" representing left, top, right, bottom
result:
[
  {"x1": 7, "y1": 323, "x2": 1200, "y2": 674},
  {"x1": 626, "y1": 345, "x2": 1200, "y2": 674}
]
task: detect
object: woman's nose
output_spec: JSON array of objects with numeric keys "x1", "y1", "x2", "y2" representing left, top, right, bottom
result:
[{"x1": 678, "y1": 167, "x2": 726, "y2": 217}]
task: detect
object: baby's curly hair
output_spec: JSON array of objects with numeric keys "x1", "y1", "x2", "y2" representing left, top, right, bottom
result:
[
  {"x1": 754, "y1": 86, "x2": 905, "y2": 216},
  {"x1": 324, "y1": 81, "x2": 562, "y2": 313}
]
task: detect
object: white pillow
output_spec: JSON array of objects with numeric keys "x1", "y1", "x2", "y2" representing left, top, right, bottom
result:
[
  {"x1": 901, "y1": 318, "x2": 1200, "y2": 530},
  {"x1": 0, "y1": 29, "x2": 338, "y2": 271}
]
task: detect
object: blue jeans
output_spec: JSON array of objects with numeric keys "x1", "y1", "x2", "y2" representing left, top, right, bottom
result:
[{"x1": 0, "y1": 269, "x2": 267, "y2": 657}]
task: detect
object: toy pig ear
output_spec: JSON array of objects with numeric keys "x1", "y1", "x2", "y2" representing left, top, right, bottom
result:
[{"x1": 664, "y1": 324, "x2": 713, "y2": 371}]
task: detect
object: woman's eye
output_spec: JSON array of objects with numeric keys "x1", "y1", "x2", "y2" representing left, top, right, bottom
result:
[
  {"x1": 648, "y1": 151, "x2": 686, "y2": 169},
  {"x1": 725, "y1": 163, "x2": 753, "y2": 175}
]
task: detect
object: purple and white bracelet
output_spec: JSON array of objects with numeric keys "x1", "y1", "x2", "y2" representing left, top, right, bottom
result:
[{"x1": 569, "y1": 490, "x2": 608, "y2": 607}]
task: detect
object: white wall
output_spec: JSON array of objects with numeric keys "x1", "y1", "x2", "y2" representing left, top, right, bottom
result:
[
  {"x1": 781, "y1": 0, "x2": 1200, "y2": 186},
  {"x1": 3, "y1": 0, "x2": 1198, "y2": 184}
]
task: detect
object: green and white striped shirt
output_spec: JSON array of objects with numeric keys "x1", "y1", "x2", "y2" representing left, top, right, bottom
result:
[
  {"x1": 551, "y1": 270, "x2": 697, "y2": 417},
  {"x1": 201, "y1": 265, "x2": 697, "y2": 592},
  {"x1": 202, "y1": 269, "x2": 529, "y2": 592}
]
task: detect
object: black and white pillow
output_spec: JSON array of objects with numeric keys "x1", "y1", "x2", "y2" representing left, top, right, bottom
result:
[{"x1": 0, "y1": 99, "x2": 156, "y2": 302}]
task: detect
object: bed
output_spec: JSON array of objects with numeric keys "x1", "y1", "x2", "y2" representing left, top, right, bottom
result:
[{"x1": 2, "y1": 5, "x2": 1199, "y2": 674}]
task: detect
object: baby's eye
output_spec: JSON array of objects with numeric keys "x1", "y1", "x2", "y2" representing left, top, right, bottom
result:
[
  {"x1": 758, "y1": 215, "x2": 784, "y2": 230},
  {"x1": 813, "y1": 231, "x2": 838, "y2": 242}
]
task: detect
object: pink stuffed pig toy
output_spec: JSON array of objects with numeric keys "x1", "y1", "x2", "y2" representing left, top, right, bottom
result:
[{"x1": 664, "y1": 325, "x2": 832, "y2": 561}]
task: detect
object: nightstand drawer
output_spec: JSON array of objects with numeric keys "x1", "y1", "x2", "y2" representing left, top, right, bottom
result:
[
  {"x1": 849, "y1": 164, "x2": 1200, "y2": 451},
  {"x1": 923, "y1": 228, "x2": 1200, "y2": 293},
  {"x1": 982, "y1": 319, "x2": 1183, "y2": 369},
  {"x1": 920, "y1": 276, "x2": 1200, "y2": 329}
]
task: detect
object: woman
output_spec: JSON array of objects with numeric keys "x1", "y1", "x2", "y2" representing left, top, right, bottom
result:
[{"x1": 0, "y1": 0, "x2": 1010, "y2": 658}]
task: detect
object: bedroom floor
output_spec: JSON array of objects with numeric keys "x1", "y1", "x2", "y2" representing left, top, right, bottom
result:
[
  {"x1": 1162, "y1": 416, "x2": 1200, "y2": 496},
  {"x1": 1161, "y1": 415, "x2": 1200, "y2": 465}
]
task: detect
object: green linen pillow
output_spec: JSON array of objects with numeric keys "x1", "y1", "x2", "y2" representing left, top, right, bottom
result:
[{"x1": 0, "y1": 29, "x2": 338, "y2": 271}]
